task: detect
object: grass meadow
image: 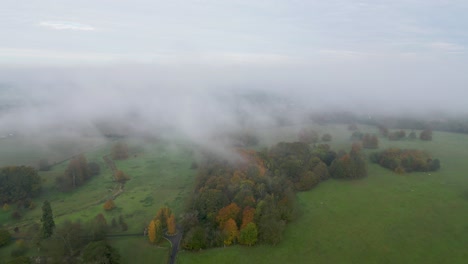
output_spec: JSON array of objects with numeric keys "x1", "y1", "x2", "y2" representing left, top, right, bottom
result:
[
  {"x1": 0, "y1": 137, "x2": 196, "y2": 263},
  {"x1": 177, "y1": 127, "x2": 468, "y2": 264},
  {"x1": 1, "y1": 125, "x2": 468, "y2": 263}
]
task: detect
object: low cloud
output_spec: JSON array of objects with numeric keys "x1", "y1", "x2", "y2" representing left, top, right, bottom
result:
[{"x1": 39, "y1": 21, "x2": 95, "y2": 31}]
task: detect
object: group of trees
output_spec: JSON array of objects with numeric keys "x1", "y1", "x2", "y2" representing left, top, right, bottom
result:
[
  {"x1": 370, "y1": 148, "x2": 440, "y2": 173},
  {"x1": 377, "y1": 125, "x2": 433, "y2": 142},
  {"x1": 181, "y1": 141, "x2": 366, "y2": 250},
  {"x1": 147, "y1": 207, "x2": 176, "y2": 244},
  {"x1": 0, "y1": 166, "x2": 41, "y2": 206},
  {"x1": 298, "y1": 129, "x2": 332, "y2": 144},
  {"x1": 329, "y1": 144, "x2": 368, "y2": 179},
  {"x1": 37, "y1": 202, "x2": 120, "y2": 263},
  {"x1": 362, "y1": 134, "x2": 379, "y2": 149},
  {"x1": 55, "y1": 155, "x2": 100, "y2": 192}
]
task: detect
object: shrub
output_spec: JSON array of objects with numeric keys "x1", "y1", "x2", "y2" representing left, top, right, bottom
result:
[
  {"x1": 0, "y1": 228, "x2": 11, "y2": 247},
  {"x1": 103, "y1": 200, "x2": 115, "y2": 211}
]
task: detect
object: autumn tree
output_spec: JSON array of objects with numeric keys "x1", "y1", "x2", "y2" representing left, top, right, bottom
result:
[
  {"x1": 241, "y1": 206, "x2": 255, "y2": 229},
  {"x1": 239, "y1": 222, "x2": 258, "y2": 246},
  {"x1": 148, "y1": 219, "x2": 162, "y2": 244},
  {"x1": 114, "y1": 170, "x2": 130, "y2": 183},
  {"x1": 222, "y1": 218, "x2": 239, "y2": 246},
  {"x1": 167, "y1": 213, "x2": 177, "y2": 235},
  {"x1": 329, "y1": 144, "x2": 367, "y2": 179},
  {"x1": 111, "y1": 142, "x2": 129, "y2": 160},
  {"x1": 41, "y1": 200, "x2": 55, "y2": 238},
  {"x1": 216, "y1": 203, "x2": 241, "y2": 228},
  {"x1": 155, "y1": 206, "x2": 172, "y2": 230},
  {"x1": 103, "y1": 199, "x2": 115, "y2": 211},
  {"x1": 56, "y1": 155, "x2": 92, "y2": 191}
]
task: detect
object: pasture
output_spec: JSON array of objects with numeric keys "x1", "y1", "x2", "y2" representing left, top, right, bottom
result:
[{"x1": 177, "y1": 128, "x2": 468, "y2": 263}]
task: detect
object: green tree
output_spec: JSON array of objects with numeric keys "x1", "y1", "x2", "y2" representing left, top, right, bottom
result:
[
  {"x1": 239, "y1": 222, "x2": 258, "y2": 246},
  {"x1": 82, "y1": 241, "x2": 121, "y2": 264},
  {"x1": 41, "y1": 200, "x2": 55, "y2": 238}
]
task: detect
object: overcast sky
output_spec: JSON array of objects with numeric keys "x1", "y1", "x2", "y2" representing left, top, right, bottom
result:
[{"x1": 1, "y1": 0, "x2": 468, "y2": 130}]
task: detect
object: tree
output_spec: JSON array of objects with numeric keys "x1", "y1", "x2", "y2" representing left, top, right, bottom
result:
[
  {"x1": 114, "y1": 170, "x2": 129, "y2": 183},
  {"x1": 420, "y1": 129, "x2": 433, "y2": 141},
  {"x1": 0, "y1": 228, "x2": 11, "y2": 247},
  {"x1": 241, "y1": 206, "x2": 255, "y2": 229},
  {"x1": 216, "y1": 203, "x2": 241, "y2": 228},
  {"x1": 167, "y1": 213, "x2": 177, "y2": 235},
  {"x1": 239, "y1": 222, "x2": 258, "y2": 246},
  {"x1": 222, "y1": 218, "x2": 239, "y2": 246},
  {"x1": 41, "y1": 200, "x2": 55, "y2": 238},
  {"x1": 148, "y1": 220, "x2": 156, "y2": 243},
  {"x1": 103, "y1": 199, "x2": 115, "y2": 211},
  {"x1": 82, "y1": 241, "x2": 121, "y2": 264},
  {"x1": 0, "y1": 166, "x2": 41, "y2": 204},
  {"x1": 57, "y1": 155, "x2": 91, "y2": 191},
  {"x1": 90, "y1": 214, "x2": 108, "y2": 241},
  {"x1": 148, "y1": 219, "x2": 162, "y2": 244}
]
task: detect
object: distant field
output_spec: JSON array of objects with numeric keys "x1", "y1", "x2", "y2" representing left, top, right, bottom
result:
[
  {"x1": 178, "y1": 127, "x2": 468, "y2": 264},
  {"x1": 0, "y1": 135, "x2": 107, "y2": 167}
]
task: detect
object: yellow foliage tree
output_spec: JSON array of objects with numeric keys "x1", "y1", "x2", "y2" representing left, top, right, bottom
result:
[
  {"x1": 2, "y1": 203, "x2": 9, "y2": 211},
  {"x1": 223, "y1": 218, "x2": 239, "y2": 246},
  {"x1": 148, "y1": 219, "x2": 162, "y2": 244},
  {"x1": 167, "y1": 213, "x2": 176, "y2": 235}
]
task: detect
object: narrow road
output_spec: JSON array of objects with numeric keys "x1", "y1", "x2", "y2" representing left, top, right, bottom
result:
[{"x1": 164, "y1": 228, "x2": 183, "y2": 264}]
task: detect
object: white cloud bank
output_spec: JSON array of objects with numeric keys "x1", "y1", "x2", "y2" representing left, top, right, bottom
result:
[{"x1": 39, "y1": 21, "x2": 95, "y2": 31}]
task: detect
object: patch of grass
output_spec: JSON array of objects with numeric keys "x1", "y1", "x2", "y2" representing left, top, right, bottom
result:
[
  {"x1": 0, "y1": 138, "x2": 196, "y2": 263},
  {"x1": 178, "y1": 127, "x2": 468, "y2": 264}
]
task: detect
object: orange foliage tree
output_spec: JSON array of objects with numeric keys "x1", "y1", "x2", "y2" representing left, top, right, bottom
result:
[
  {"x1": 103, "y1": 199, "x2": 115, "y2": 211},
  {"x1": 222, "y1": 218, "x2": 239, "y2": 246},
  {"x1": 216, "y1": 203, "x2": 241, "y2": 228},
  {"x1": 114, "y1": 170, "x2": 130, "y2": 183},
  {"x1": 241, "y1": 206, "x2": 255, "y2": 229}
]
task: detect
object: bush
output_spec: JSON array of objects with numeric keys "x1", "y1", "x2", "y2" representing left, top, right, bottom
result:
[
  {"x1": 103, "y1": 200, "x2": 115, "y2": 211},
  {"x1": 0, "y1": 228, "x2": 11, "y2": 247}
]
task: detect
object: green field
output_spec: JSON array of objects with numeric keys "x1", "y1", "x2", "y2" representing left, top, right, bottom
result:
[
  {"x1": 1, "y1": 125, "x2": 468, "y2": 263},
  {"x1": 177, "y1": 128, "x2": 468, "y2": 263},
  {"x1": 0, "y1": 137, "x2": 196, "y2": 263}
]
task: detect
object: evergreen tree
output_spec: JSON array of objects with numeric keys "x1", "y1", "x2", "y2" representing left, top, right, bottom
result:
[{"x1": 41, "y1": 200, "x2": 55, "y2": 238}]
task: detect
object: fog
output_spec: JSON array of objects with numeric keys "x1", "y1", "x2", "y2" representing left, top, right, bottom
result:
[
  {"x1": 1, "y1": 0, "x2": 468, "y2": 154},
  {"x1": 0, "y1": 55, "x2": 467, "y2": 153}
]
